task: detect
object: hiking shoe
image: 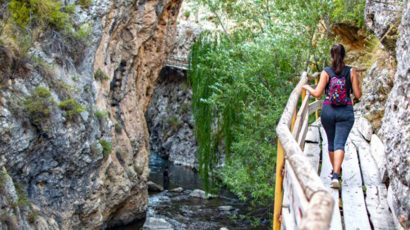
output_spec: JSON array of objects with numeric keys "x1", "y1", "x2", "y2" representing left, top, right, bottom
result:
[{"x1": 330, "y1": 173, "x2": 340, "y2": 189}]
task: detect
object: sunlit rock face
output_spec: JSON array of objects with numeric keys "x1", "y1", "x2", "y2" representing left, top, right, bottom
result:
[
  {"x1": 364, "y1": 0, "x2": 409, "y2": 228},
  {"x1": 0, "y1": 0, "x2": 182, "y2": 229}
]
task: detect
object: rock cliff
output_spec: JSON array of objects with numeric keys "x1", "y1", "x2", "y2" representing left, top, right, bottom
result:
[
  {"x1": 146, "y1": 67, "x2": 197, "y2": 168},
  {"x1": 363, "y1": 0, "x2": 409, "y2": 228},
  {"x1": 0, "y1": 0, "x2": 182, "y2": 229}
]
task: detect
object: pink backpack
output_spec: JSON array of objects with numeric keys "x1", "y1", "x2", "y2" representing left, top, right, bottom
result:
[{"x1": 325, "y1": 67, "x2": 351, "y2": 106}]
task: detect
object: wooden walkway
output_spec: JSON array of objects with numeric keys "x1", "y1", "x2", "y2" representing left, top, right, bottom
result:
[
  {"x1": 304, "y1": 118, "x2": 395, "y2": 230},
  {"x1": 273, "y1": 72, "x2": 397, "y2": 230}
]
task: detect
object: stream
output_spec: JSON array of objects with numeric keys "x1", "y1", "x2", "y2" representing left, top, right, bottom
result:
[{"x1": 117, "y1": 152, "x2": 270, "y2": 230}]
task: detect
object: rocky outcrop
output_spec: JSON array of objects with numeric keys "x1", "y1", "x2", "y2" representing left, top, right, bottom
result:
[
  {"x1": 364, "y1": 0, "x2": 409, "y2": 228},
  {"x1": 0, "y1": 0, "x2": 182, "y2": 229},
  {"x1": 146, "y1": 67, "x2": 197, "y2": 168},
  {"x1": 365, "y1": 0, "x2": 403, "y2": 52},
  {"x1": 358, "y1": 49, "x2": 396, "y2": 131}
]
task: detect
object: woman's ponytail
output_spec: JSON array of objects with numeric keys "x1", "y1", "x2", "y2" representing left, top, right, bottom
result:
[{"x1": 331, "y1": 44, "x2": 345, "y2": 74}]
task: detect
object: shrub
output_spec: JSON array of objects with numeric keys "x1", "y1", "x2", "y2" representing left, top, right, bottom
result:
[
  {"x1": 71, "y1": 23, "x2": 92, "y2": 44},
  {"x1": 78, "y1": 0, "x2": 92, "y2": 9},
  {"x1": 15, "y1": 183, "x2": 29, "y2": 207},
  {"x1": 99, "y1": 140, "x2": 112, "y2": 158},
  {"x1": 114, "y1": 123, "x2": 122, "y2": 134},
  {"x1": 95, "y1": 110, "x2": 108, "y2": 121},
  {"x1": 183, "y1": 11, "x2": 190, "y2": 18},
  {"x1": 8, "y1": 0, "x2": 70, "y2": 30},
  {"x1": 166, "y1": 115, "x2": 182, "y2": 131},
  {"x1": 58, "y1": 98, "x2": 85, "y2": 120},
  {"x1": 24, "y1": 86, "x2": 55, "y2": 127},
  {"x1": 94, "y1": 68, "x2": 109, "y2": 81},
  {"x1": 64, "y1": 4, "x2": 76, "y2": 14}
]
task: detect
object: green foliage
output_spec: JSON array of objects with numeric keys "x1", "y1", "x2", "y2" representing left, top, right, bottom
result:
[
  {"x1": 78, "y1": 0, "x2": 92, "y2": 9},
  {"x1": 64, "y1": 4, "x2": 76, "y2": 14},
  {"x1": 8, "y1": 0, "x2": 70, "y2": 30},
  {"x1": 58, "y1": 98, "x2": 85, "y2": 120},
  {"x1": 190, "y1": 0, "x2": 335, "y2": 204},
  {"x1": 183, "y1": 11, "x2": 191, "y2": 18},
  {"x1": 71, "y1": 23, "x2": 92, "y2": 44},
  {"x1": 99, "y1": 140, "x2": 112, "y2": 158},
  {"x1": 114, "y1": 123, "x2": 122, "y2": 134},
  {"x1": 95, "y1": 110, "x2": 108, "y2": 120},
  {"x1": 94, "y1": 68, "x2": 110, "y2": 81},
  {"x1": 180, "y1": 102, "x2": 190, "y2": 115},
  {"x1": 330, "y1": 0, "x2": 366, "y2": 27},
  {"x1": 15, "y1": 183, "x2": 30, "y2": 207},
  {"x1": 24, "y1": 86, "x2": 55, "y2": 127},
  {"x1": 166, "y1": 115, "x2": 182, "y2": 131}
]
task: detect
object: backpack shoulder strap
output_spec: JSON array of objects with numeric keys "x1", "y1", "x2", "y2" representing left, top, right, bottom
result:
[
  {"x1": 344, "y1": 66, "x2": 353, "y2": 94},
  {"x1": 324, "y1": 67, "x2": 336, "y2": 78}
]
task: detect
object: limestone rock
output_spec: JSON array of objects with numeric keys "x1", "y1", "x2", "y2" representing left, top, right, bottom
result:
[
  {"x1": 143, "y1": 217, "x2": 174, "y2": 230},
  {"x1": 374, "y1": 0, "x2": 410, "y2": 227},
  {"x1": 189, "y1": 189, "x2": 215, "y2": 199},
  {"x1": 148, "y1": 181, "x2": 164, "y2": 192},
  {"x1": 356, "y1": 117, "x2": 373, "y2": 141},
  {"x1": 365, "y1": 0, "x2": 403, "y2": 52},
  {"x1": 358, "y1": 49, "x2": 396, "y2": 131},
  {"x1": 0, "y1": 0, "x2": 183, "y2": 229},
  {"x1": 370, "y1": 135, "x2": 388, "y2": 182},
  {"x1": 170, "y1": 187, "x2": 184, "y2": 193},
  {"x1": 147, "y1": 68, "x2": 198, "y2": 168},
  {"x1": 218, "y1": 206, "x2": 234, "y2": 212}
]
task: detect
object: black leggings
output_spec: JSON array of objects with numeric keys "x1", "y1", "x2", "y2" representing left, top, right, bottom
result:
[{"x1": 321, "y1": 104, "x2": 354, "y2": 152}]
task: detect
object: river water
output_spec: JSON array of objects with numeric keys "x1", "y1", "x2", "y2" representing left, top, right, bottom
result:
[{"x1": 116, "y1": 152, "x2": 270, "y2": 230}]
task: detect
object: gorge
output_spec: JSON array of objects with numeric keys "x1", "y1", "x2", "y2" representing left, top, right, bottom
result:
[{"x1": 0, "y1": 0, "x2": 409, "y2": 229}]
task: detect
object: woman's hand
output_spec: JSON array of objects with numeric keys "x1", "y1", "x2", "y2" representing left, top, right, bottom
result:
[{"x1": 302, "y1": 84, "x2": 313, "y2": 93}]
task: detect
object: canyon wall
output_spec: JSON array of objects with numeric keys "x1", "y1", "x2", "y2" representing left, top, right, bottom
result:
[
  {"x1": 0, "y1": 0, "x2": 182, "y2": 229},
  {"x1": 363, "y1": 0, "x2": 409, "y2": 228}
]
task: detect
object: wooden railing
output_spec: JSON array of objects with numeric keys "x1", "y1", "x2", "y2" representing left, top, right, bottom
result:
[{"x1": 273, "y1": 72, "x2": 334, "y2": 230}]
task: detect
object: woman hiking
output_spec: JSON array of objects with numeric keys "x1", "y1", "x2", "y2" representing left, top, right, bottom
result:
[{"x1": 303, "y1": 44, "x2": 362, "y2": 188}]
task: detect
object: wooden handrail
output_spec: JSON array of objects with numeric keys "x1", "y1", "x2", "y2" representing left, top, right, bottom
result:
[{"x1": 273, "y1": 72, "x2": 334, "y2": 230}]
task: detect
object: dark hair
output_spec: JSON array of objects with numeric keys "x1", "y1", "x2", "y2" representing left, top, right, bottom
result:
[{"x1": 330, "y1": 44, "x2": 345, "y2": 74}]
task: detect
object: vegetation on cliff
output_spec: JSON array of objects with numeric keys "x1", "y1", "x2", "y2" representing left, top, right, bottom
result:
[{"x1": 190, "y1": 0, "x2": 366, "y2": 204}]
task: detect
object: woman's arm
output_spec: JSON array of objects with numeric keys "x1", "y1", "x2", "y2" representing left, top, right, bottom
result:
[
  {"x1": 302, "y1": 70, "x2": 329, "y2": 98},
  {"x1": 351, "y1": 68, "x2": 362, "y2": 99}
]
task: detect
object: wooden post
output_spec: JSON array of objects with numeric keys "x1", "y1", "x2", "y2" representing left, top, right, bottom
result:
[{"x1": 273, "y1": 139, "x2": 285, "y2": 230}]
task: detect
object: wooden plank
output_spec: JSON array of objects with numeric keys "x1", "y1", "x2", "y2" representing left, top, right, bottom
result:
[
  {"x1": 308, "y1": 100, "x2": 323, "y2": 115},
  {"x1": 349, "y1": 131, "x2": 381, "y2": 186},
  {"x1": 284, "y1": 161, "x2": 309, "y2": 226},
  {"x1": 303, "y1": 142, "x2": 320, "y2": 173},
  {"x1": 319, "y1": 127, "x2": 343, "y2": 230},
  {"x1": 278, "y1": 72, "x2": 308, "y2": 129},
  {"x1": 292, "y1": 94, "x2": 310, "y2": 139},
  {"x1": 349, "y1": 131, "x2": 396, "y2": 229},
  {"x1": 305, "y1": 125, "x2": 320, "y2": 143},
  {"x1": 341, "y1": 140, "x2": 372, "y2": 230},
  {"x1": 297, "y1": 111, "x2": 310, "y2": 149},
  {"x1": 281, "y1": 207, "x2": 295, "y2": 230},
  {"x1": 341, "y1": 139, "x2": 363, "y2": 187},
  {"x1": 342, "y1": 186, "x2": 371, "y2": 230},
  {"x1": 281, "y1": 179, "x2": 295, "y2": 230},
  {"x1": 365, "y1": 186, "x2": 396, "y2": 230}
]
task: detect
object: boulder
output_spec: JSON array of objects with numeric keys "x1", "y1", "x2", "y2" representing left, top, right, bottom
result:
[
  {"x1": 189, "y1": 189, "x2": 216, "y2": 199},
  {"x1": 148, "y1": 181, "x2": 164, "y2": 192},
  {"x1": 356, "y1": 117, "x2": 373, "y2": 141},
  {"x1": 143, "y1": 217, "x2": 174, "y2": 230}
]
